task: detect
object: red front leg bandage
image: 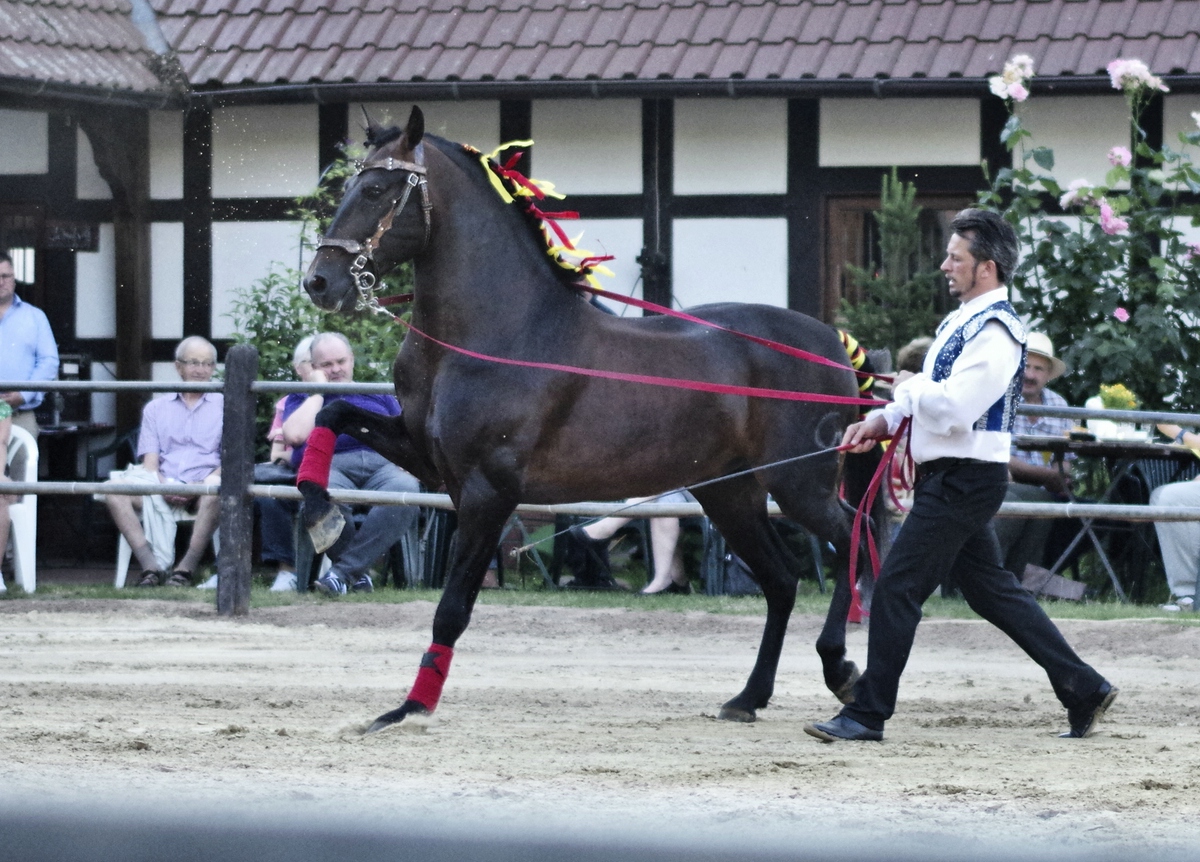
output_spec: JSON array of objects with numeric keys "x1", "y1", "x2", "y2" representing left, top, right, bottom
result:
[
  {"x1": 406, "y1": 643, "x2": 454, "y2": 712},
  {"x1": 296, "y1": 426, "x2": 338, "y2": 488}
]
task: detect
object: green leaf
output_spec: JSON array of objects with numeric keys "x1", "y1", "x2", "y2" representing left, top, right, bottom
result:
[
  {"x1": 1031, "y1": 147, "x2": 1055, "y2": 171},
  {"x1": 1000, "y1": 114, "x2": 1023, "y2": 144}
]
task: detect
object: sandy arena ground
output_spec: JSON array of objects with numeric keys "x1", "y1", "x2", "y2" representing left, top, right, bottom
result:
[{"x1": 2, "y1": 597, "x2": 1199, "y2": 857}]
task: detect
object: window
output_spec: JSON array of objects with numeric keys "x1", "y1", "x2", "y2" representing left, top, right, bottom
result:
[{"x1": 824, "y1": 194, "x2": 972, "y2": 324}]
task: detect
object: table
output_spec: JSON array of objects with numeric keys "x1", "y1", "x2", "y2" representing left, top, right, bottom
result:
[
  {"x1": 1013, "y1": 434, "x2": 1199, "y2": 600},
  {"x1": 37, "y1": 423, "x2": 116, "y2": 481}
]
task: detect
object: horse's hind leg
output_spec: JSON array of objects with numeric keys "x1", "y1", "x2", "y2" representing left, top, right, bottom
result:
[
  {"x1": 367, "y1": 471, "x2": 515, "y2": 733},
  {"x1": 692, "y1": 478, "x2": 800, "y2": 723},
  {"x1": 771, "y1": 487, "x2": 861, "y2": 704}
]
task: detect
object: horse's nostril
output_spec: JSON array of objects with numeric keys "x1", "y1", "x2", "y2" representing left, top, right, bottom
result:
[{"x1": 304, "y1": 274, "x2": 325, "y2": 297}]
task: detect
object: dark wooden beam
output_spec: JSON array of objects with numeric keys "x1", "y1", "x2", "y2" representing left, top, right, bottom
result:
[{"x1": 76, "y1": 107, "x2": 151, "y2": 431}]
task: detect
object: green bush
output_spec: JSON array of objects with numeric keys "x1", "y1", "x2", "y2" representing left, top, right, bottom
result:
[
  {"x1": 979, "y1": 56, "x2": 1200, "y2": 411},
  {"x1": 838, "y1": 168, "x2": 946, "y2": 361}
]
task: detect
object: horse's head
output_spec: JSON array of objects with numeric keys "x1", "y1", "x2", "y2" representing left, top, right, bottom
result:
[{"x1": 303, "y1": 106, "x2": 431, "y2": 312}]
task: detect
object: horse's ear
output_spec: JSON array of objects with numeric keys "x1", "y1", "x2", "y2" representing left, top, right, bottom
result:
[{"x1": 404, "y1": 106, "x2": 424, "y2": 149}]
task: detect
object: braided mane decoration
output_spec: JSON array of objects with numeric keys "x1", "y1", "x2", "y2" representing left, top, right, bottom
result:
[{"x1": 462, "y1": 141, "x2": 615, "y2": 289}]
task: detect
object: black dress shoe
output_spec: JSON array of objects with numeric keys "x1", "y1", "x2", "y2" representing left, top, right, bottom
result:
[
  {"x1": 1060, "y1": 681, "x2": 1118, "y2": 738},
  {"x1": 803, "y1": 714, "x2": 883, "y2": 742}
]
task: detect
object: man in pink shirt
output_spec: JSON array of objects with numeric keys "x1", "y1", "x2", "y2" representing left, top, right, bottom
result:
[{"x1": 104, "y1": 336, "x2": 223, "y2": 587}]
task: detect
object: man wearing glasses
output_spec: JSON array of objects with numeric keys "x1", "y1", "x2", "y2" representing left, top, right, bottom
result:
[
  {"x1": 102, "y1": 336, "x2": 223, "y2": 587},
  {"x1": 0, "y1": 251, "x2": 59, "y2": 436}
]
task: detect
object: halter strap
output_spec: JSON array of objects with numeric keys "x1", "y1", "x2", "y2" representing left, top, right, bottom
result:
[{"x1": 315, "y1": 145, "x2": 433, "y2": 313}]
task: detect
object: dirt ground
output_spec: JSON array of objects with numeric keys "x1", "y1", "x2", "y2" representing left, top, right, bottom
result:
[{"x1": 2, "y1": 597, "x2": 1199, "y2": 857}]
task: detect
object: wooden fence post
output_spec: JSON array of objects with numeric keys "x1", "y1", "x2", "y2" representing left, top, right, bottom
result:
[{"x1": 217, "y1": 344, "x2": 258, "y2": 617}]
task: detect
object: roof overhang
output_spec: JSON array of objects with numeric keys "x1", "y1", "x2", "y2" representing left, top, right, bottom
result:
[
  {"x1": 0, "y1": 76, "x2": 182, "y2": 111},
  {"x1": 191, "y1": 74, "x2": 1200, "y2": 107}
]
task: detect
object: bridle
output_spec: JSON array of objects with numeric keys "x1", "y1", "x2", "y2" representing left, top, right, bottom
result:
[{"x1": 315, "y1": 143, "x2": 432, "y2": 314}]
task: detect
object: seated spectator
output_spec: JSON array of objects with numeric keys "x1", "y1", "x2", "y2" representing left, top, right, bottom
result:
[
  {"x1": 993, "y1": 332, "x2": 1075, "y2": 579},
  {"x1": 0, "y1": 403, "x2": 13, "y2": 593},
  {"x1": 281, "y1": 332, "x2": 420, "y2": 595},
  {"x1": 1149, "y1": 422, "x2": 1200, "y2": 613},
  {"x1": 566, "y1": 493, "x2": 692, "y2": 594},
  {"x1": 104, "y1": 336, "x2": 222, "y2": 587},
  {"x1": 197, "y1": 335, "x2": 315, "y2": 592}
]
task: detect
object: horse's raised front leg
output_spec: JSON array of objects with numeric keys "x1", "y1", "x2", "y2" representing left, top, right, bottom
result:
[
  {"x1": 295, "y1": 400, "x2": 438, "y2": 553},
  {"x1": 692, "y1": 479, "x2": 799, "y2": 723},
  {"x1": 366, "y1": 471, "x2": 515, "y2": 733}
]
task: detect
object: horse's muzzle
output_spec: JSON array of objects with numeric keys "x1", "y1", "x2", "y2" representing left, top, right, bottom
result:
[{"x1": 302, "y1": 271, "x2": 348, "y2": 312}]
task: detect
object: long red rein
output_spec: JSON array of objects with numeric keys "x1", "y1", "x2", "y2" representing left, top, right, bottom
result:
[{"x1": 298, "y1": 150, "x2": 914, "y2": 719}]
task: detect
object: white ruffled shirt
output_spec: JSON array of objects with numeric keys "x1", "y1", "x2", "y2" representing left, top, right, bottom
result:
[{"x1": 875, "y1": 288, "x2": 1022, "y2": 465}]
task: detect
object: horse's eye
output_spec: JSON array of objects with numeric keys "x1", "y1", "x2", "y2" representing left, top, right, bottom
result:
[{"x1": 361, "y1": 184, "x2": 385, "y2": 201}]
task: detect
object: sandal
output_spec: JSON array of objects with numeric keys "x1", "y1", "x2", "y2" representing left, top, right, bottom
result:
[
  {"x1": 136, "y1": 570, "x2": 167, "y2": 587},
  {"x1": 165, "y1": 570, "x2": 193, "y2": 587}
]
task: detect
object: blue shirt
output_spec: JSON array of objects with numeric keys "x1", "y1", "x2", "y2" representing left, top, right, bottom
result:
[
  {"x1": 283, "y1": 392, "x2": 401, "y2": 468},
  {"x1": 0, "y1": 294, "x2": 59, "y2": 410}
]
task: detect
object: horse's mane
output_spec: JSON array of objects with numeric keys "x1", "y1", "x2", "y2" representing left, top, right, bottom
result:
[{"x1": 421, "y1": 133, "x2": 606, "y2": 289}]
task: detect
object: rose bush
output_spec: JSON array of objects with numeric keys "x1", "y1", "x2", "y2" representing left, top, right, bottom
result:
[{"x1": 979, "y1": 56, "x2": 1200, "y2": 412}]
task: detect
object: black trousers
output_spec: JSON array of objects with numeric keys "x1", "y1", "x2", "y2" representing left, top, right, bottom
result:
[{"x1": 841, "y1": 460, "x2": 1105, "y2": 731}]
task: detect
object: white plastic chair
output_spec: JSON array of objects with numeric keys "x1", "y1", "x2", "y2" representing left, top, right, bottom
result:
[
  {"x1": 6, "y1": 424, "x2": 39, "y2": 593},
  {"x1": 112, "y1": 474, "x2": 219, "y2": 587}
]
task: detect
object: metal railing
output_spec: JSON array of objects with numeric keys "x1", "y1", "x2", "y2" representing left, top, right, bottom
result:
[{"x1": 6, "y1": 351, "x2": 1200, "y2": 615}]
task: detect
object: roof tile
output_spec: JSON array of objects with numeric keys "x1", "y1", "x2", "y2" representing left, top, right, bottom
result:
[{"x1": 15, "y1": 0, "x2": 1200, "y2": 97}]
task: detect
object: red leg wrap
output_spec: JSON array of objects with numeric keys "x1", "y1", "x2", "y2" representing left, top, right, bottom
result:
[
  {"x1": 406, "y1": 644, "x2": 454, "y2": 712},
  {"x1": 296, "y1": 426, "x2": 338, "y2": 488}
]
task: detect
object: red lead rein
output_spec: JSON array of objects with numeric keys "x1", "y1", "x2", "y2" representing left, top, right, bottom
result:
[{"x1": 844, "y1": 416, "x2": 913, "y2": 623}]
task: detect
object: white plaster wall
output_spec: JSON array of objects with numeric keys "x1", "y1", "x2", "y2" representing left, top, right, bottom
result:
[
  {"x1": 75, "y1": 223, "x2": 116, "y2": 338},
  {"x1": 212, "y1": 105, "x2": 318, "y2": 198},
  {"x1": 675, "y1": 99, "x2": 786, "y2": 194},
  {"x1": 151, "y1": 362, "x2": 181, "y2": 383},
  {"x1": 76, "y1": 126, "x2": 112, "y2": 200},
  {"x1": 672, "y1": 218, "x2": 788, "y2": 309},
  {"x1": 572, "y1": 218, "x2": 645, "y2": 310},
  {"x1": 352, "y1": 101, "x2": 500, "y2": 150},
  {"x1": 1165, "y1": 94, "x2": 1200, "y2": 150},
  {"x1": 210, "y1": 220, "x2": 307, "y2": 338},
  {"x1": 89, "y1": 361, "x2": 116, "y2": 427},
  {"x1": 531, "y1": 100, "x2": 641, "y2": 195},
  {"x1": 149, "y1": 110, "x2": 184, "y2": 199},
  {"x1": 820, "y1": 98, "x2": 979, "y2": 167},
  {"x1": 151, "y1": 222, "x2": 184, "y2": 339},
  {"x1": 0, "y1": 109, "x2": 48, "y2": 174},
  {"x1": 1016, "y1": 95, "x2": 1130, "y2": 187}
]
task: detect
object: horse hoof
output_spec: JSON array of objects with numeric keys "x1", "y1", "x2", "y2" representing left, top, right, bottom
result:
[
  {"x1": 307, "y1": 506, "x2": 347, "y2": 554},
  {"x1": 365, "y1": 702, "x2": 431, "y2": 734},
  {"x1": 718, "y1": 703, "x2": 757, "y2": 723},
  {"x1": 832, "y1": 661, "x2": 861, "y2": 704}
]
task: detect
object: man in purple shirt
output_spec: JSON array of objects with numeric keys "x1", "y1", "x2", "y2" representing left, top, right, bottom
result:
[
  {"x1": 279, "y1": 331, "x2": 419, "y2": 595},
  {"x1": 104, "y1": 336, "x2": 223, "y2": 587}
]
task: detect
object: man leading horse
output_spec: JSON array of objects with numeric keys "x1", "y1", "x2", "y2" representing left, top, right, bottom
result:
[{"x1": 806, "y1": 209, "x2": 1116, "y2": 743}]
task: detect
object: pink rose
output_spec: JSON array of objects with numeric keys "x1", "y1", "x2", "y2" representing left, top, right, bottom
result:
[
  {"x1": 1007, "y1": 81, "x2": 1029, "y2": 102},
  {"x1": 1108, "y1": 146, "x2": 1132, "y2": 167},
  {"x1": 1113, "y1": 307, "x2": 1130, "y2": 323},
  {"x1": 1099, "y1": 200, "x2": 1129, "y2": 235}
]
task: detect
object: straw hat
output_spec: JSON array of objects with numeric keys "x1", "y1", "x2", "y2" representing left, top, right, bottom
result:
[{"x1": 1026, "y1": 332, "x2": 1067, "y2": 380}]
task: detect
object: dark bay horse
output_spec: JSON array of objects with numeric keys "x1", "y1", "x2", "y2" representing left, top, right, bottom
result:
[{"x1": 301, "y1": 106, "x2": 867, "y2": 733}]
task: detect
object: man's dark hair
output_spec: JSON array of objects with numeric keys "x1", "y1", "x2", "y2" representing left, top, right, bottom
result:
[
  {"x1": 949, "y1": 209, "x2": 1019, "y2": 284},
  {"x1": 0, "y1": 251, "x2": 11, "y2": 266}
]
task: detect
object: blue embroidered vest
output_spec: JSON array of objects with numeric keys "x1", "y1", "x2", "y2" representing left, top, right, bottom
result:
[{"x1": 931, "y1": 300, "x2": 1027, "y2": 433}]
